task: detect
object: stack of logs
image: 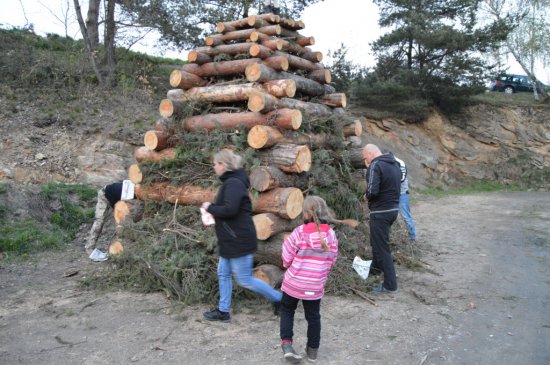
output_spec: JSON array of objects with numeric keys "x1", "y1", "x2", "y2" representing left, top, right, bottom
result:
[{"x1": 111, "y1": 12, "x2": 365, "y2": 286}]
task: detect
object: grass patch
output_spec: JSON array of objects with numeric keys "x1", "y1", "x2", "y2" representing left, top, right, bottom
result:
[{"x1": 472, "y1": 91, "x2": 550, "y2": 108}]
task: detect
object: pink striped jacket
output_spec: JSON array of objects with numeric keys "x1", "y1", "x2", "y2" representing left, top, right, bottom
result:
[{"x1": 281, "y1": 222, "x2": 338, "y2": 300}]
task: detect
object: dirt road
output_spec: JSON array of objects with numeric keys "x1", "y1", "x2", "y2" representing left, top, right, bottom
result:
[{"x1": 1, "y1": 192, "x2": 549, "y2": 365}]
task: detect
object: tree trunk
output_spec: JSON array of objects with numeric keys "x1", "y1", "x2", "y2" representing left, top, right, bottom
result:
[
  {"x1": 307, "y1": 69, "x2": 331, "y2": 84},
  {"x1": 257, "y1": 143, "x2": 312, "y2": 173},
  {"x1": 113, "y1": 200, "x2": 144, "y2": 225},
  {"x1": 109, "y1": 240, "x2": 124, "y2": 255},
  {"x1": 134, "y1": 147, "x2": 177, "y2": 163},
  {"x1": 249, "y1": 44, "x2": 274, "y2": 59},
  {"x1": 261, "y1": 79, "x2": 296, "y2": 98},
  {"x1": 255, "y1": 234, "x2": 288, "y2": 266},
  {"x1": 253, "y1": 213, "x2": 298, "y2": 240},
  {"x1": 245, "y1": 64, "x2": 326, "y2": 96},
  {"x1": 250, "y1": 165, "x2": 309, "y2": 192},
  {"x1": 181, "y1": 58, "x2": 260, "y2": 78},
  {"x1": 143, "y1": 130, "x2": 179, "y2": 151},
  {"x1": 188, "y1": 43, "x2": 256, "y2": 61},
  {"x1": 168, "y1": 69, "x2": 207, "y2": 90},
  {"x1": 277, "y1": 97, "x2": 333, "y2": 117},
  {"x1": 319, "y1": 93, "x2": 347, "y2": 108},
  {"x1": 274, "y1": 51, "x2": 323, "y2": 72},
  {"x1": 253, "y1": 264, "x2": 284, "y2": 287},
  {"x1": 135, "y1": 183, "x2": 217, "y2": 206},
  {"x1": 205, "y1": 28, "x2": 262, "y2": 46},
  {"x1": 279, "y1": 40, "x2": 322, "y2": 63},
  {"x1": 247, "y1": 125, "x2": 334, "y2": 150},
  {"x1": 347, "y1": 148, "x2": 367, "y2": 169},
  {"x1": 343, "y1": 120, "x2": 362, "y2": 137},
  {"x1": 252, "y1": 187, "x2": 304, "y2": 219},
  {"x1": 247, "y1": 90, "x2": 280, "y2": 112},
  {"x1": 182, "y1": 109, "x2": 302, "y2": 132}
]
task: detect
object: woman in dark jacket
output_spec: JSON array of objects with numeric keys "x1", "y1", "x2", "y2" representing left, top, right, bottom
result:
[{"x1": 201, "y1": 149, "x2": 282, "y2": 322}]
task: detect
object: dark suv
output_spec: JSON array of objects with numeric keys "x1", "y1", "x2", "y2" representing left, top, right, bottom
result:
[{"x1": 490, "y1": 74, "x2": 533, "y2": 93}]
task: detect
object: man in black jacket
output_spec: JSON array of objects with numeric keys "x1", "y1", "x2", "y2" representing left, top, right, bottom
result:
[{"x1": 362, "y1": 144, "x2": 401, "y2": 293}]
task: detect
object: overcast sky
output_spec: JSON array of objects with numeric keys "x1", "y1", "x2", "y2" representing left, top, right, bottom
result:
[{"x1": 1, "y1": 0, "x2": 546, "y2": 82}]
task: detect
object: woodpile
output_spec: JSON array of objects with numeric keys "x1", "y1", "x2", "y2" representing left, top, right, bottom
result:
[{"x1": 116, "y1": 11, "x2": 365, "y2": 266}]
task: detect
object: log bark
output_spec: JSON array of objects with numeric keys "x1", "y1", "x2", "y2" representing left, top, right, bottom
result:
[
  {"x1": 251, "y1": 187, "x2": 304, "y2": 219},
  {"x1": 261, "y1": 39, "x2": 284, "y2": 51},
  {"x1": 247, "y1": 125, "x2": 333, "y2": 150},
  {"x1": 128, "y1": 163, "x2": 143, "y2": 184},
  {"x1": 279, "y1": 40, "x2": 322, "y2": 63},
  {"x1": 205, "y1": 28, "x2": 261, "y2": 46},
  {"x1": 168, "y1": 69, "x2": 207, "y2": 89},
  {"x1": 347, "y1": 147, "x2": 367, "y2": 169},
  {"x1": 249, "y1": 44, "x2": 274, "y2": 59},
  {"x1": 261, "y1": 55, "x2": 289, "y2": 71},
  {"x1": 277, "y1": 97, "x2": 333, "y2": 117},
  {"x1": 253, "y1": 264, "x2": 283, "y2": 287},
  {"x1": 183, "y1": 108, "x2": 302, "y2": 132},
  {"x1": 257, "y1": 143, "x2": 311, "y2": 173},
  {"x1": 274, "y1": 51, "x2": 323, "y2": 72},
  {"x1": 134, "y1": 147, "x2": 177, "y2": 163},
  {"x1": 143, "y1": 129, "x2": 179, "y2": 151},
  {"x1": 253, "y1": 212, "x2": 298, "y2": 240},
  {"x1": 154, "y1": 118, "x2": 177, "y2": 135},
  {"x1": 135, "y1": 183, "x2": 217, "y2": 206},
  {"x1": 180, "y1": 58, "x2": 262, "y2": 78},
  {"x1": 188, "y1": 43, "x2": 255, "y2": 60},
  {"x1": 113, "y1": 200, "x2": 144, "y2": 225},
  {"x1": 159, "y1": 98, "x2": 187, "y2": 119},
  {"x1": 307, "y1": 69, "x2": 331, "y2": 84},
  {"x1": 215, "y1": 17, "x2": 256, "y2": 33},
  {"x1": 245, "y1": 64, "x2": 326, "y2": 96},
  {"x1": 319, "y1": 93, "x2": 347, "y2": 108},
  {"x1": 262, "y1": 79, "x2": 296, "y2": 98},
  {"x1": 250, "y1": 165, "x2": 309, "y2": 192},
  {"x1": 255, "y1": 234, "x2": 286, "y2": 266}
]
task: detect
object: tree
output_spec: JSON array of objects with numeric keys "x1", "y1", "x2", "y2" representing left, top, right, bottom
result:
[
  {"x1": 483, "y1": 0, "x2": 550, "y2": 101},
  {"x1": 362, "y1": 0, "x2": 512, "y2": 117}
]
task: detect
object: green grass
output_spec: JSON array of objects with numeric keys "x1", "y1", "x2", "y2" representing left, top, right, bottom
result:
[{"x1": 472, "y1": 91, "x2": 550, "y2": 108}]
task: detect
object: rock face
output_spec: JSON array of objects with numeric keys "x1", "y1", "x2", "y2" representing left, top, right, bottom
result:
[{"x1": 359, "y1": 105, "x2": 550, "y2": 190}]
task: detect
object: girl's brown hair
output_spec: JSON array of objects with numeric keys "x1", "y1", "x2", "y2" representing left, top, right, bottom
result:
[{"x1": 302, "y1": 196, "x2": 336, "y2": 252}]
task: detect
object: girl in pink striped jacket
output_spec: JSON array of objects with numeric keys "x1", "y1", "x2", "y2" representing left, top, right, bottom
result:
[{"x1": 279, "y1": 196, "x2": 339, "y2": 363}]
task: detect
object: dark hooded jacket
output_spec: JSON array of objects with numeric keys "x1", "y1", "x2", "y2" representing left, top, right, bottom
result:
[
  {"x1": 365, "y1": 153, "x2": 401, "y2": 213},
  {"x1": 207, "y1": 169, "x2": 257, "y2": 258}
]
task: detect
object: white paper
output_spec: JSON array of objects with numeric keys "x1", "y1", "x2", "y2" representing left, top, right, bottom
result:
[
  {"x1": 121, "y1": 180, "x2": 135, "y2": 201},
  {"x1": 200, "y1": 208, "x2": 215, "y2": 226},
  {"x1": 352, "y1": 256, "x2": 372, "y2": 280},
  {"x1": 89, "y1": 248, "x2": 108, "y2": 262}
]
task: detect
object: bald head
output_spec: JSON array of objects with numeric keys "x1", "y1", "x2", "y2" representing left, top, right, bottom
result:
[{"x1": 362, "y1": 144, "x2": 381, "y2": 166}]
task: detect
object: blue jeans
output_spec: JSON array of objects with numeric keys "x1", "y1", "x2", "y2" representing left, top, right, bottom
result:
[
  {"x1": 399, "y1": 192, "x2": 417, "y2": 240},
  {"x1": 218, "y1": 254, "x2": 282, "y2": 312}
]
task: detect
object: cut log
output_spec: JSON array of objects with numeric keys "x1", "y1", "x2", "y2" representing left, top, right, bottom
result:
[
  {"x1": 274, "y1": 51, "x2": 323, "y2": 72},
  {"x1": 343, "y1": 120, "x2": 362, "y2": 137},
  {"x1": 183, "y1": 108, "x2": 302, "y2": 132},
  {"x1": 262, "y1": 79, "x2": 296, "y2": 98},
  {"x1": 247, "y1": 90, "x2": 280, "y2": 112},
  {"x1": 109, "y1": 240, "x2": 124, "y2": 255},
  {"x1": 215, "y1": 16, "x2": 264, "y2": 33},
  {"x1": 247, "y1": 125, "x2": 333, "y2": 150},
  {"x1": 188, "y1": 43, "x2": 255, "y2": 60},
  {"x1": 277, "y1": 97, "x2": 333, "y2": 117},
  {"x1": 245, "y1": 64, "x2": 326, "y2": 96},
  {"x1": 255, "y1": 233, "x2": 288, "y2": 265},
  {"x1": 307, "y1": 69, "x2": 331, "y2": 84},
  {"x1": 154, "y1": 118, "x2": 177, "y2": 135},
  {"x1": 261, "y1": 55, "x2": 289, "y2": 72},
  {"x1": 253, "y1": 212, "x2": 298, "y2": 240},
  {"x1": 168, "y1": 69, "x2": 207, "y2": 89},
  {"x1": 252, "y1": 187, "x2": 304, "y2": 219},
  {"x1": 113, "y1": 200, "x2": 144, "y2": 225},
  {"x1": 324, "y1": 84, "x2": 337, "y2": 94},
  {"x1": 257, "y1": 143, "x2": 311, "y2": 173},
  {"x1": 128, "y1": 163, "x2": 143, "y2": 184},
  {"x1": 250, "y1": 165, "x2": 309, "y2": 192},
  {"x1": 346, "y1": 136, "x2": 364, "y2": 148},
  {"x1": 134, "y1": 147, "x2": 177, "y2": 163},
  {"x1": 143, "y1": 129, "x2": 179, "y2": 151},
  {"x1": 347, "y1": 147, "x2": 367, "y2": 169},
  {"x1": 279, "y1": 40, "x2": 322, "y2": 63},
  {"x1": 253, "y1": 264, "x2": 283, "y2": 287},
  {"x1": 334, "y1": 219, "x2": 361, "y2": 228},
  {"x1": 159, "y1": 98, "x2": 187, "y2": 119},
  {"x1": 257, "y1": 24, "x2": 282, "y2": 36},
  {"x1": 135, "y1": 182, "x2": 217, "y2": 206},
  {"x1": 319, "y1": 93, "x2": 347, "y2": 108},
  {"x1": 261, "y1": 39, "x2": 284, "y2": 51},
  {"x1": 249, "y1": 44, "x2": 274, "y2": 58},
  {"x1": 205, "y1": 28, "x2": 262, "y2": 46},
  {"x1": 179, "y1": 58, "x2": 262, "y2": 79}
]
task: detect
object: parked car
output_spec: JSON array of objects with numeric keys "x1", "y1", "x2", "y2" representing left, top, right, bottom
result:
[{"x1": 490, "y1": 74, "x2": 534, "y2": 94}]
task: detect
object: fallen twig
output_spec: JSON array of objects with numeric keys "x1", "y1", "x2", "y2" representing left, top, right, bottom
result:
[{"x1": 346, "y1": 286, "x2": 377, "y2": 306}]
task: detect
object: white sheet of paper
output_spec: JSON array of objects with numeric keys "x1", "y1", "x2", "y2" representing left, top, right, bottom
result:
[{"x1": 121, "y1": 180, "x2": 135, "y2": 201}]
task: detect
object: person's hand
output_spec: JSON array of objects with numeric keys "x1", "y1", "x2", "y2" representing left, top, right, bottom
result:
[{"x1": 201, "y1": 202, "x2": 211, "y2": 210}]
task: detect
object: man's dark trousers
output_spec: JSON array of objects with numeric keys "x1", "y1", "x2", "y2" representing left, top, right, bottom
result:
[{"x1": 369, "y1": 210, "x2": 398, "y2": 291}]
